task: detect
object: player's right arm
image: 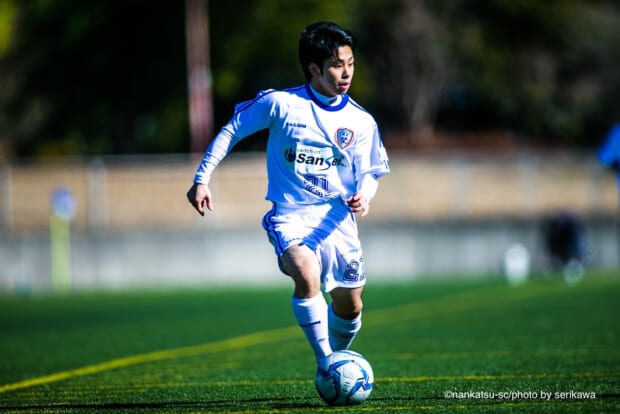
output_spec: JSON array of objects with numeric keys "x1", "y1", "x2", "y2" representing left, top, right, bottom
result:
[
  {"x1": 187, "y1": 89, "x2": 278, "y2": 217},
  {"x1": 186, "y1": 182, "x2": 213, "y2": 216}
]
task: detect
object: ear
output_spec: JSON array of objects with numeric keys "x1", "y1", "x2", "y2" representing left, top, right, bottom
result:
[{"x1": 308, "y1": 63, "x2": 321, "y2": 78}]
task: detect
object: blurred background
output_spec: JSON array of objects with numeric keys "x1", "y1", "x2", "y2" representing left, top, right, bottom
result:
[{"x1": 0, "y1": 0, "x2": 618, "y2": 293}]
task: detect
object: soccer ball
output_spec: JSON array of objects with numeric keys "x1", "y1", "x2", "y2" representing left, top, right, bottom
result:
[{"x1": 315, "y1": 350, "x2": 374, "y2": 406}]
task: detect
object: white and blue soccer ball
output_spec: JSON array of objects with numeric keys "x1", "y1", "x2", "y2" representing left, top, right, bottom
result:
[{"x1": 315, "y1": 350, "x2": 374, "y2": 406}]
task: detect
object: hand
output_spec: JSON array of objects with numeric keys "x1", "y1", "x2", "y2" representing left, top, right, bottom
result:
[
  {"x1": 186, "y1": 182, "x2": 213, "y2": 216},
  {"x1": 346, "y1": 192, "x2": 370, "y2": 218}
]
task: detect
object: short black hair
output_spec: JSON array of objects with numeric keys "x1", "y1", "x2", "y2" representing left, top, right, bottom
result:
[{"x1": 298, "y1": 22, "x2": 356, "y2": 82}]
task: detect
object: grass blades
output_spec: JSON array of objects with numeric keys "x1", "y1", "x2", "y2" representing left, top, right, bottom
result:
[{"x1": 0, "y1": 274, "x2": 618, "y2": 413}]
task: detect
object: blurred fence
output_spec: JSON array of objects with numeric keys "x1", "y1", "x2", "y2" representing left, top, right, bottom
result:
[
  {"x1": 0, "y1": 150, "x2": 617, "y2": 292},
  {"x1": 0, "y1": 150, "x2": 617, "y2": 234}
]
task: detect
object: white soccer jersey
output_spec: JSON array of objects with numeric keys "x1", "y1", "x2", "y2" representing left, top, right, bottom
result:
[{"x1": 194, "y1": 84, "x2": 390, "y2": 205}]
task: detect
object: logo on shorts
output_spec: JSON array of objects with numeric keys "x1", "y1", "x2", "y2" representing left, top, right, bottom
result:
[
  {"x1": 335, "y1": 128, "x2": 355, "y2": 149},
  {"x1": 343, "y1": 259, "x2": 365, "y2": 282}
]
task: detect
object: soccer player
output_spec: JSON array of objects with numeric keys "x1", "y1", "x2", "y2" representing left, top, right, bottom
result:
[{"x1": 187, "y1": 22, "x2": 390, "y2": 368}]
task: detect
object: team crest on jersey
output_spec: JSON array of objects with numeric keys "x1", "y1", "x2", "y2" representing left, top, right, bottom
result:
[{"x1": 335, "y1": 128, "x2": 355, "y2": 149}]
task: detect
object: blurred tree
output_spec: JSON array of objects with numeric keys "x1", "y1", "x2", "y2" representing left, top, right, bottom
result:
[
  {"x1": 0, "y1": 0, "x2": 190, "y2": 158},
  {"x1": 359, "y1": 0, "x2": 449, "y2": 142},
  {"x1": 0, "y1": 0, "x2": 16, "y2": 56},
  {"x1": 0, "y1": 0, "x2": 618, "y2": 157},
  {"x1": 0, "y1": 0, "x2": 362, "y2": 157},
  {"x1": 433, "y1": 0, "x2": 620, "y2": 146},
  {"x1": 359, "y1": 0, "x2": 620, "y2": 147},
  {"x1": 207, "y1": 0, "x2": 360, "y2": 151}
]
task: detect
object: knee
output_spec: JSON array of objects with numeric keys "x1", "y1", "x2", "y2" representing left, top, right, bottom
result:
[
  {"x1": 293, "y1": 274, "x2": 321, "y2": 298},
  {"x1": 280, "y1": 245, "x2": 321, "y2": 299},
  {"x1": 330, "y1": 286, "x2": 364, "y2": 319},
  {"x1": 333, "y1": 298, "x2": 363, "y2": 320},
  {"x1": 347, "y1": 300, "x2": 363, "y2": 318}
]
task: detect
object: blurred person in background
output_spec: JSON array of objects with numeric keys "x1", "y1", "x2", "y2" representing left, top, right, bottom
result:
[
  {"x1": 598, "y1": 122, "x2": 620, "y2": 189},
  {"x1": 598, "y1": 122, "x2": 620, "y2": 266},
  {"x1": 186, "y1": 22, "x2": 390, "y2": 369}
]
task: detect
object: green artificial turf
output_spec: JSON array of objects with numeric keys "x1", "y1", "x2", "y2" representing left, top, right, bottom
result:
[{"x1": 0, "y1": 272, "x2": 618, "y2": 413}]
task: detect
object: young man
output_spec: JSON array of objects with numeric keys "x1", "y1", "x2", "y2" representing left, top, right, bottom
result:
[{"x1": 187, "y1": 22, "x2": 390, "y2": 368}]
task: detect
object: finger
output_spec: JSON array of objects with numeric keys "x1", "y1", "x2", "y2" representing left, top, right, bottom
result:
[
  {"x1": 205, "y1": 197, "x2": 214, "y2": 211},
  {"x1": 356, "y1": 200, "x2": 369, "y2": 217},
  {"x1": 347, "y1": 198, "x2": 360, "y2": 207},
  {"x1": 187, "y1": 187, "x2": 202, "y2": 216},
  {"x1": 196, "y1": 199, "x2": 205, "y2": 216}
]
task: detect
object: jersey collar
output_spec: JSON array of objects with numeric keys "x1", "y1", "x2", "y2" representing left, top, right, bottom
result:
[{"x1": 305, "y1": 84, "x2": 349, "y2": 112}]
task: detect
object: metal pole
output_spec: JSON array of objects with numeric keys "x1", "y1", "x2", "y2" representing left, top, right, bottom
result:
[{"x1": 185, "y1": 0, "x2": 213, "y2": 155}]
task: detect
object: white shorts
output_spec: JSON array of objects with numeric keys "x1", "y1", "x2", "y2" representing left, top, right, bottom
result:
[{"x1": 262, "y1": 199, "x2": 366, "y2": 292}]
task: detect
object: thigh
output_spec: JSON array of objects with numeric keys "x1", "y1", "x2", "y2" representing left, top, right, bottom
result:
[
  {"x1": 279, "y1": 244, "x2": 321, "y2": 279},
  {"x1": 280, "y1": 244, "x2": 322, "y2": 299}
]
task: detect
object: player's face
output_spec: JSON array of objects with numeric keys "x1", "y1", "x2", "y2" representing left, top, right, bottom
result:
[{"x1": 311, "y1": 45, "x2": 354, "y2": 97}]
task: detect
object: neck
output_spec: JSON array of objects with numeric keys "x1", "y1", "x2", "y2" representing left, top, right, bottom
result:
[{"x1": 308, "y1": 84, "x2": 341, "y2": 106}]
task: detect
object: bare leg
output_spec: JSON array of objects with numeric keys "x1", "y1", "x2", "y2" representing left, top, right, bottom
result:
[
  {"x1": 280, "y1": 244, "x2": 332, "y2": 363},
  {"x1": 330, "y1": 286, "x2": 364, "y2": 319},
  {"x1": 280, "y1": 244, "x2": 322, "y2": 299},
  {"x1": 328, "y1": 286, "x2": 364, "y2": 351}
]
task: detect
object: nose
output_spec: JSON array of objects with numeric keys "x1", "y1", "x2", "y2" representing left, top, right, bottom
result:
[{"x1": 342, "y1": 66, "x2": 351, "y2": 78}]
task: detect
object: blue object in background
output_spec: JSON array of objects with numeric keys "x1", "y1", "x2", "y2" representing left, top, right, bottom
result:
[
  {"x1": 50, "y1": 186, "x2": 75, "y2": 293},
  {"x1": 598, "y1": 123, "x2": 620, "y2": 269},
  {"x1": 598, "y1": 123, "x2": 620, "y2": 183},
  {"x1": 51, "y1": 186, "x2": 76, "y2": 222}
]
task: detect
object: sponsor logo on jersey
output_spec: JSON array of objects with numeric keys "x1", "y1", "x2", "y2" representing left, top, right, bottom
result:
[
  {"x1": 284, "y1": 147, "x2": 296, "y2": 162},
  {"x1": 284, "y1": 147, "x2": 345, "y2": 171},
  {"x1": 285, "y1": 122, "x2": 307, "y2": 129},
  {"x1": 335, "y1": 128, "x2": 355, "y2": 149}
]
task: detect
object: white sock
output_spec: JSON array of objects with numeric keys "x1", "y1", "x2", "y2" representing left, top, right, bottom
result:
[
  {"x1": 292, "y1": 293, "x2": 332, "y2": 363},
  {"x1": 328, "y1": 302, "x2": 362, "y2": 351}
]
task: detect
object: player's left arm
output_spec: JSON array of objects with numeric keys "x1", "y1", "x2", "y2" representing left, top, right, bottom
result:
[{"x1": 349, "y1": 125, "x2": 390, "y2": 218}]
